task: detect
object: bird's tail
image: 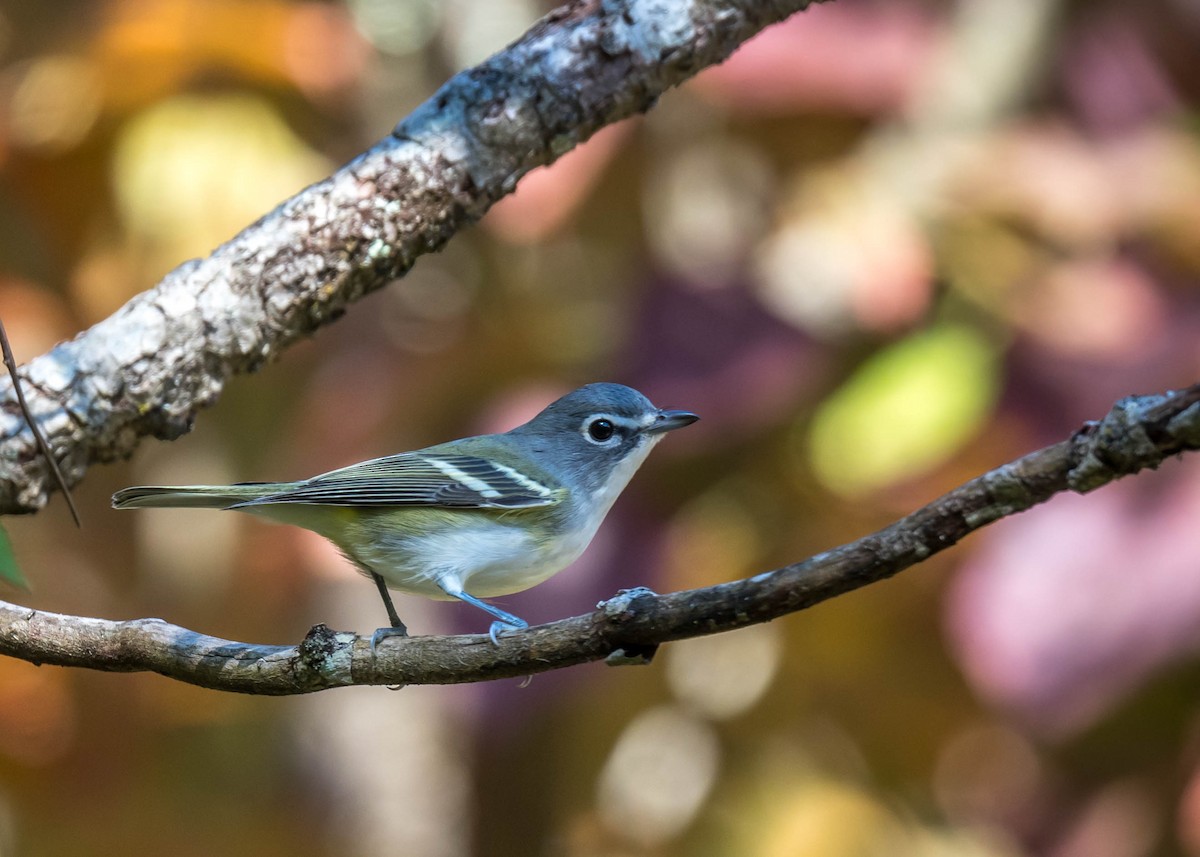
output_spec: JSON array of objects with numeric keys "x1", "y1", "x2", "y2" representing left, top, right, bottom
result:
[{"x1": 112, "y1": 482, "x2": 289, "y2": 510}]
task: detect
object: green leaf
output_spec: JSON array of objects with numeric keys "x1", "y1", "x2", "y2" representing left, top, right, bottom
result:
[
  {"x1": 0, "y1": 521, "x2": 30, "y2": 590},
  {"x1": 808, "y1": 324, "x2": 1000, "y2": 496}
]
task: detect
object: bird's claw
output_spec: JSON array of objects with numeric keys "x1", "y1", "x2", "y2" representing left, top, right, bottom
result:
[
  {"x1": 487, "y1": 616, "x2": 528, "y2": 646},
  {"x1": 369, "y1": 625, "x2": 409, "y2": 655}
]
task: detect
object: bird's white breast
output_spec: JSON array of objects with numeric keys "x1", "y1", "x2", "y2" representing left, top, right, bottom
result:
[{"x1": 357, "y1": 523, "x2": 539, "y2": 598}]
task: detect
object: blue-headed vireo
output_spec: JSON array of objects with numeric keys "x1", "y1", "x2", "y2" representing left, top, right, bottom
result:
[{"x1": 112, "y1": 383, "x2": 698, "y2": 646}]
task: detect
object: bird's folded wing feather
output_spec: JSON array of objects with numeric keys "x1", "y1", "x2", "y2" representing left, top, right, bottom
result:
[{"x1": 228, "y1": 453, "x2": 560, "y2": 509}]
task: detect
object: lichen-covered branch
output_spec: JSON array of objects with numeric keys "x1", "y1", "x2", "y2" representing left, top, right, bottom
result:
[
  {"x1": 3, "y1": 384, "x2": 1198, "y2": 693},
  {"x1": 0, "y1": 0, "x2": 827, "y2": 513}
]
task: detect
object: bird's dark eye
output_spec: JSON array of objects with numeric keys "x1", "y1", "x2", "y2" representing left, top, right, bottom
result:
[{"x1": 587, "y1": 418, "x2": 615, "y2": 442}]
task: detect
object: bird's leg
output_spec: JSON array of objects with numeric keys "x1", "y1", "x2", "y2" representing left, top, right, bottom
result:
[
  {"x1": 436, "y1": 578, "x2": 528, "y2": 645},
  {"x1": 371, "y1": 572, "x2": 407, "y2": 631},
  {"x1": 369, "y1": 571, "x2": 408, "y2": 654}
]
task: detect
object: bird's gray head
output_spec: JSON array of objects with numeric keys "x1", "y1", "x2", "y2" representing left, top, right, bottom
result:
[{"x1": 510, "y1": 383, "x2": 698, "y2": 491}]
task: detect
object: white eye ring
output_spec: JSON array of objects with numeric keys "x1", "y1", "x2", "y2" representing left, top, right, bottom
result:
[{"x1": 583, "y1": 417, "x2": 617, "y2": 444}]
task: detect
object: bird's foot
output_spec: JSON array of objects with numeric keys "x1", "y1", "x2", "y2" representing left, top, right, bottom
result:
[
  {"x1": 370, "y1": 624, "x2": 409, "y2": 655},
  {"x1": 487, "y1": 615, "x2": 528, "y2": 646}
]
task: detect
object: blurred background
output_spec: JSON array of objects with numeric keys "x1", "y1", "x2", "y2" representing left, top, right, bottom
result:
[{"x1": 1, "y1": 0, "x2": 1200, "y2": 854}]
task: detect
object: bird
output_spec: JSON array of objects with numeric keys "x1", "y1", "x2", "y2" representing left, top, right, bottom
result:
[{"x1": 112, "y1": 383, "x2": 698, "y2": 647}]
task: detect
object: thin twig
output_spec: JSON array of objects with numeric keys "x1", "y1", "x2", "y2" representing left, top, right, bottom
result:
[{"x1": 0, "y1": 320, "x2": 80, "y2": 526}]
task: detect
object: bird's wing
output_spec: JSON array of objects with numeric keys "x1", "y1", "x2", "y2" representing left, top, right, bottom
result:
[{"x1": 227, "y1": 452, "x2": 560, "y2": 510}]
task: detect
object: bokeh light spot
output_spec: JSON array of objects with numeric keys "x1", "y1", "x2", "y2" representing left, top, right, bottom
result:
[
  {"x1": 666, "y1": 623, "x2": 782, "y2": 720},
  {"x1": 111, "y1": 92, "x2": 330, "y2": 265},
  {"x1": 807, "y1": 323, "x2": 998, "y2": 495},
  {"x1": 7, "y1": 55, "x2": 102, "y2": 151},
  {"x1": 597, "y1": 705, "x2": 720, "y2": 847}
]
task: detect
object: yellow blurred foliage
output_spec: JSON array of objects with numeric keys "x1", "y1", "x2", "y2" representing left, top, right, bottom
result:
[
  {"x1": 807, "y1": 324, "x2": 999, "y2": 496},
  {"x1": 69, "y1": 92, "x2": 331, "y2": 319}
]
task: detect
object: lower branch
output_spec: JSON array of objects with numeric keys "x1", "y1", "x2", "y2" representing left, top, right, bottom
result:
[{"x1": 3, "y1": 384, "x2": 1198, "y2": 693}]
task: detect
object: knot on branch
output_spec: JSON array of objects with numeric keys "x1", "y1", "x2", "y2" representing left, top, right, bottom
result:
[
  {"x1": 597, "y1": 587, "x2": 661, "y2": 666},
  {"x1": 296, "y1": 623, "x2": 347, "y2": 683},
  {"x1": 599, "y1": 586, "x2": 659, "y2": 622},
  {"x1": 1067, "y1": 392, "x2": 1198, "y2": 493}
]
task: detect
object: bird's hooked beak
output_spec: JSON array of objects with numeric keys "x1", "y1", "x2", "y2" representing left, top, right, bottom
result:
[{"x1": 644, "y1": 409, "x2": 700, "y2": 435}]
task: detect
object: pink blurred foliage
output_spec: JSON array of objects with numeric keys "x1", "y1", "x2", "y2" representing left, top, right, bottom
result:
[
  {"x1": 946, "y1": 458, "x2": 1200, "y2": 738},
  {"x1": 951, "y1": 120, "x2": 1200, "y2": 254},
  {"x1": 282, "y1": 3, "x2": 372, "y2": 101},
  {"x1": 1059, "y1": 10, "x2": 1181, "y2": 136},
  {"x1": 843, "y1": 195, "x2": 934, "y2": 331},
  {"x1": 1048, "y1": 780, "x2": 1160, "y2": 857},
  {"x1": 482, "y1": 121, "x2": 635, "y2": 244},
  {"x1": 0, "y1": 278, "x2": 76, "y2": 363},
  {"x1": 955, "y1": 122, "x2": 1126, "y2": 248},
  {"x1": 1018, "y1": 257, "x2": 1168, "y2": 362},
  {"x1": 691, "y1": 0, "x2": 937, "y2": 115},
  {"x1": 473, "y1": 380, "x2": 573, "y2": 434},
  {"x1": 1176, "y1": 761, "x2": 1200, "y2": 855},
  {"x1": 1004, "y1": 291, "x2": 1200, "y2": 446}
]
